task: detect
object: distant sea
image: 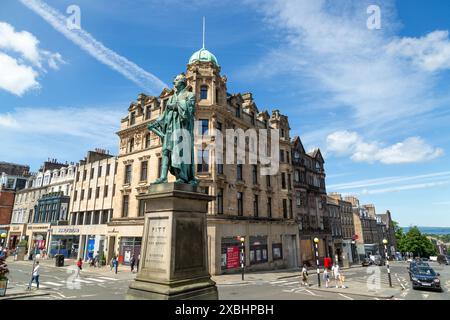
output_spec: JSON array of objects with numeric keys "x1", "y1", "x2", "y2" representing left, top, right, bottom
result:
[{"x1": 402, "y1": 227, "x2": 450, "y2": 235}]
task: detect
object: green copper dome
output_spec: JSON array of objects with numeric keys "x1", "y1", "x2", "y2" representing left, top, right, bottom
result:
[{"x1": 188, "y1": 48, "x2": 219, "y2": 67}]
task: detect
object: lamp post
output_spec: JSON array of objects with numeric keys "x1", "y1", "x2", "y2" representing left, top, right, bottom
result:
[
  {"x1": 351, "y1": 240, "x2": 356, "y2": 264},
  {"x1": 383, "y1": 239, "x2": 392, "y2": 288},
  {"x1": 313, "y1": 237, "x2": 321, "y2": 287},
  {"x1": 240, "y1": 237, "x2": 245, "y2": 281}
]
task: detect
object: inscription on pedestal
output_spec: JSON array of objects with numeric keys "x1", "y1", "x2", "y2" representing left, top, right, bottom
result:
[{"x1": 145, "y1": 216, "x2": 169, "y2": 271}]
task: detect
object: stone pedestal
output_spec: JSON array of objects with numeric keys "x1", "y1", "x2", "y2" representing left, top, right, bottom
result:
[{"x1": 127, "y1": 183, "x2": 218, "y2": 300}]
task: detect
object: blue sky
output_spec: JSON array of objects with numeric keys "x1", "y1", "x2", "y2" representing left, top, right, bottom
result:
[{"x1": 0, "y1": 0, "x2": 449, "y2": 227}]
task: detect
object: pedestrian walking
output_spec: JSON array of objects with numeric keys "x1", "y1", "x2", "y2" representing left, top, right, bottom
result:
[
  {"x1": 74, "y1": 258, "x2": 83, "y2": 280},
  {"x1": 323, "y1": 268, "x2": 330, "y2": 288},
  {"x1": 130, "y1": 254, "x2": 136, "y2": 273},
  {"x1": 113, "y1": 256, "x2": 119, "y2": 274},
  {"x1": 339, "y1": 270, "x2": 346, "y2": 288},
  {"x1": 301, "y1": 264, "x2": 309, "y2": 286},
  {"x1": 28, "y1": 261, "x2": 40, "y2": 289},
  {"x1": 332, "y1": 263, "x2": 340, "y2": 288},
  {"x1": 110, "y1": 256, "x2": 116, "y2": 271},
  {"x1": 324, "y1": 255, "x2": 332, "y2": 270}
]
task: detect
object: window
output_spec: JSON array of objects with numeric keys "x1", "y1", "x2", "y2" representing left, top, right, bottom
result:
[
  {"x1": 85, "y1": 211, "x2": 92, "y2": 225},
  {"x1": 280, "y1": 150, "x2": 285, "y2": 162},
  {"x1": 76, "y1": 171, "x2": 80, "y2": 182},
  {"x1": 283, "y1": 199, "x2": 288, "y2": 218},
  {"x1": 140, "y1": 161, "x2": 148, "y2": 181},
  {"x1": 200, "y1": 119, "x2": 209, "y2": 135},
  {"x1": 289, "y1": 199, "x2": 293, "y2": 219},
  {"x1": 296, "y1": 192, "x2": 301, "y2": 207},
  {"x1": 74, "y1": 190, "x2": 78, "y2": 201},
  {"x1": 83, "y1": 170, "x2": 87, "y2": 181},
  {"x1": 294, "y1": 170, "x2": 300, "y2": 182},
  {"x1": 216, "y1": 121, "x2": 222, "y2": 132},
  {"x1": 101, "y1": 210, "x2": 109, "y2": 224},
  {"x1": 237, "y1": 164, "x2": 243, "y2": 181},
  {"x1": 200, "y1": 85, "x2": 208, "y2": 100},
  {"x1": 236, "y1": 105, "x2": 241, "y2": 117},
  {"x1": 250, "y1": 112, "x2": 255, "y2": 125},
  {"x1": 215, "y1": 88, "x2": 219, "y2": 104},
  {"x1": 93, "y1": 211, "x2": 100, "y2": 225},
  {"x1": 252, "y1": 165, "x2": 258, "y2": 184},
  {"x1": 130, "y1": 111, "x2": 136, "y2": 125},
  {"x1": 129, "y1": 138, "x2": 134, "y2": 153},
  {"x1": 138, "y1": 199, "x2": 146, "y2": 217},
  {"x1": 145, "y1": 106, "x2": 151, "y2": 120},
  {"x1": 88, "y1": 188, "x2": 92, "y2": 199},
  {"x1": 281, "y1": 128, "x2": 285, "y2": 138},
  {"x1": 266, "y1": 175, "x2": 271, "y2": 187},
  {"x1": 125, "y1": 164, "x2": 132, "y2": 184},
  {"x1": 237, "y1": 192, "x2": 243, "y2": 216},
  {"x1": 197, "y1": 149, "x2": 209, "y2": 173},
  {"x1": 122, "y1": 195, "x2": 129, "y2": 217},
  {"x1": 288, "y1": 174, "x2": 292, "y2": 191},
  {"x1": 80, "y1": 189, "x2": 85, "y2": 200},
  {"x1": 217, "y1": 189, "x2": 224, "y2": 215},
  {"x1": 217, "y1": 163, "x2": 224, "y2": 175},
  {"x1": 250, "y1": 236, "x2": 268, "y2": 265},
  {"x1": 286, "y1": 151, "x2": 290, "y2": 164},
  {"x1": 272, "y1": 243, "x2": 283, "y2": 260},
  {"x1": 253, "y1": 195, "x2": 259, "y2": 217},
  {"x1": 281, "y1": 173, "x2": 286, "y2": 189},
  {"x1": 104, "y1": 185, "x2": 108, "y2": 198},
  {"x1": 112, "y1": 184, "x2": 116, "y2": 196},
  {"x1": 95, "y1": 187, "x2": 100, "y2": 198},
  {"x1": 106, "y1": 164, "x2": 111, "y2": 176},
  {"x1": 145, "y1": 133, "x2": 151, "y2": 148},
  {"x1": 267, "y1": 197, "x2": 272, "y2": 218},
  {"x1": 78, "y1": 212, "x2": 84, "y2": 225}
]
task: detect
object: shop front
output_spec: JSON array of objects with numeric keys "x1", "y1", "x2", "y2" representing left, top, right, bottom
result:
[
  {"x1": 118, "y1": 237, "x2": 141, "y2": 265},
  {"x1": 107, "y1": 224, "x2": 144, "y2": 266},
  {"x1": 49, "y1": 227, "x2": 81, "y2": 258},
  {"x1": 26, "y1": 224, "x2": 51, "y2": 254},
  {"x1": 7, "y1": 224, "x2": 25, "y2": 250}
]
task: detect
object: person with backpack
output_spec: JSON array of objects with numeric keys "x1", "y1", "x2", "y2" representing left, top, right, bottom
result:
[{"x1": 28, "y1": 261, "x2": 40, "y2": 289}]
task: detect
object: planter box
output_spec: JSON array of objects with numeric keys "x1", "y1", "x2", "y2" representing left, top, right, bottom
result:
[{"x1": 0, "y1": 279, "x2": 8, "y2": 297}]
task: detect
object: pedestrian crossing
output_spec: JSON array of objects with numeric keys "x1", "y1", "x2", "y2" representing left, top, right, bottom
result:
[{"x1": 13, "y1": 274, "x2": 123, "y2": 291}]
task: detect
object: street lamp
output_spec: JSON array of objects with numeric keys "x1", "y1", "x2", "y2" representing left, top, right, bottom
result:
[
  {"x1": 313, "y1": 237, "x2": 321, "y2": 287},
  {"x1": 383, "y1": 239, "x2": 392, "y2": 288}
]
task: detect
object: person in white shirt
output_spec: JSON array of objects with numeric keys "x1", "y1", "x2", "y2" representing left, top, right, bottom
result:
[
  {"x1": 332, "y1": 263, "x2": 340, "y2": 288},
  {"x1": 29, "y1": 261, "x2": 40, "y2": 289}
]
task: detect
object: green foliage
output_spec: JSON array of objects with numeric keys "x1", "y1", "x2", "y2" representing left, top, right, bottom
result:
[
  {"x1": 18, "y1": 240, "x2": 27, "y2": 247},
  {"x1": 397, "y1": 226, "x2": 438, "y2": 257}
]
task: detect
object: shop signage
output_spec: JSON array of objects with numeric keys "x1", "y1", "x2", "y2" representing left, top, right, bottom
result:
[
  {"x1": 54, "y1": 228, "x2": 80, "y2": 234},
  {"x1": 226, "y1": 246, "x2": 240, "y2": 269}
]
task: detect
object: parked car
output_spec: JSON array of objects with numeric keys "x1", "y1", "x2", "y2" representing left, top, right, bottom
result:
[
  {"x1": 370, "y1": 255, "x2": 385, "y2": 266},
  {"x1": 362, "y1": 258, "x2": 372, "y2": 267},
  {"x1": 421, "y1": 258, "x2": 429, "y2": 262},
  {"x1": 409, "y1": 266, "x2": 442, "y2": 292}
]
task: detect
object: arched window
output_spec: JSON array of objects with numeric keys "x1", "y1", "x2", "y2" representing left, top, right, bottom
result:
[{"x1": 200, "y1": 85, "x2": 208, "y2": 100}]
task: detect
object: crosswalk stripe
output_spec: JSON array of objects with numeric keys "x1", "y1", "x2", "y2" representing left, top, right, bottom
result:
[
  {"x1": 29, "y1": 283, "x2": 48, "y2": 289},
  {"x1": 85, "y1": 278, "x2": 106, "y2": 283},
  {"x1": 44, "y1": 281, "x2": 64, "y2": 287},
  {"x1": 270, "y1": 280, "x2": 288, "y2": 284},
  {"x1": 98, "y1": 277, "x2": 119, "y2": 281},
  {"x1": 73, "y1": 279, "x2": 94, "y2": 284},
  {"x1": 280, "y1": 281, "x2": 300, "y2": 286}
]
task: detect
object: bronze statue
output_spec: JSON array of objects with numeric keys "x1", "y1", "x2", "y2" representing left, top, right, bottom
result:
[{"x1": 148, "y1": 73, "x2": 198, "y2": 185}]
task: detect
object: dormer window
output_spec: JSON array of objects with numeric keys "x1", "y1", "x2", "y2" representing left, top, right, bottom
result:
[
  {"x1": 130, "y1": 112, "x2": 136, "y2": 125},
  {"x1": 281, "y1": 128, "x2": 285, "y2": 138},
  {"x1": 145, "y1": 106, "x2": 151, "y2": 120},
  {"x1": 200, "y1": 85, "x2": 208, "y2": 100}
]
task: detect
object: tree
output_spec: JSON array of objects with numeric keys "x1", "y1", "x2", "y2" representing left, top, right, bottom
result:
[
  {"x1": 392, "y1": 221, "x2": 404, "y2": 243},
  {"x1": 398, "y1": 226, "x2": 438, "y2": 257}
]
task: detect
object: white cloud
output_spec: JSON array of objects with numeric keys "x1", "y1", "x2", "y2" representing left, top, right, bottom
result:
[
  {"x1": 0, "y1": 106, "x2": 122, "y2": 165},
  {"x1": 0, "y1": 52, "x2": 39, "y2": 96},
  {"x1": 244, "y1": 0, "x2": 450, "y2": 135},
  {"x1": 19, "y1": 0, "x2": 167, "y2": 94},
  {"x1": 326, "y1": 130, "x2": 444, "y2": 164},
  {"x1": 0, "y1": 21, "x2": 64, "y2": 95},
  {"x1": 386, "y1": 30, "x2": 450, "y2": 72}
]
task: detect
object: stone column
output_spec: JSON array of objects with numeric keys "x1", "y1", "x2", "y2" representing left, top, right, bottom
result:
[{"x1": 127, "y1": 183, "x2": 218, "y2": 300}]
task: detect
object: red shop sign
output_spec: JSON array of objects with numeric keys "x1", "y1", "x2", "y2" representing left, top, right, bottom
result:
[{"x1": 226, "y1": 246, "x2": 240, "y2": 269}]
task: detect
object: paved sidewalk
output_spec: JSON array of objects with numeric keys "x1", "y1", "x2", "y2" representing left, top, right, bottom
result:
[{"x1": 0, "y1": 283, "x2": 50, "y2": 300}]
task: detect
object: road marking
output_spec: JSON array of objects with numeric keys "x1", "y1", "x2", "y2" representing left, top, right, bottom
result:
[
  {"x1": 43, "y1": 281, "x2": 64, "y2": 287},
  {"x1": 303, "y1": 289, "x2": 320, "y2": 297},
  {"x1": 270, "y1": 280, "x2": 289, "y2": 284},
  {"x1": 84, "y1": 278, "x2": 106, "y2": 283},
  {"x1": 81, "y1": 294, "x2": 96, "y2": 298},
  {"x1": 98, "y1": 276, "x2": 119, "y2": 281},
  {"x1": 280, "y1": 281, "x2": 300, "y2": 286},
  {"x1": 282, "y1": 288, "x2": 298, "y2": 293},
  {"x1": 338, "y1": 293, "x2": 354, "y2": 300},
  {"x1": 72, "y1": 279, "x2": 93, "y2": 284},
  {"x1": 29, "y1": 283, "x2": 48, "y2": 289},
  {"x1": 422, "y1": 293, "x2": 429, "y2": 299}
]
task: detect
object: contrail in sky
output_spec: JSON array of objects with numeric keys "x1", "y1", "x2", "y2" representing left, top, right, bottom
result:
[{"x1": 19, "y1": 0, "x2": 167, "y2": 94}]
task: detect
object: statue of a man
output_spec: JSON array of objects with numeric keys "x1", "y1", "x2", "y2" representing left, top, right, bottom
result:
[{"x1": 148, "y1": 73, "x2": 198, "y2": 185}]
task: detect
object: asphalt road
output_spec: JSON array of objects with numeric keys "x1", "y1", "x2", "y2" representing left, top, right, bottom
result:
[{"x1": 6, "y1": 260, "x2": 450, "y2": 300}]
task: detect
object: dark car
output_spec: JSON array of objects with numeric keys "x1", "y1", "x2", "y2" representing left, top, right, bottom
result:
[
  {"x1": 362, "y1": 258, "x2": 372, "y2": 267},
  {"x1": 409, "y1": 266, "x2": 442, "y2": 292}
]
